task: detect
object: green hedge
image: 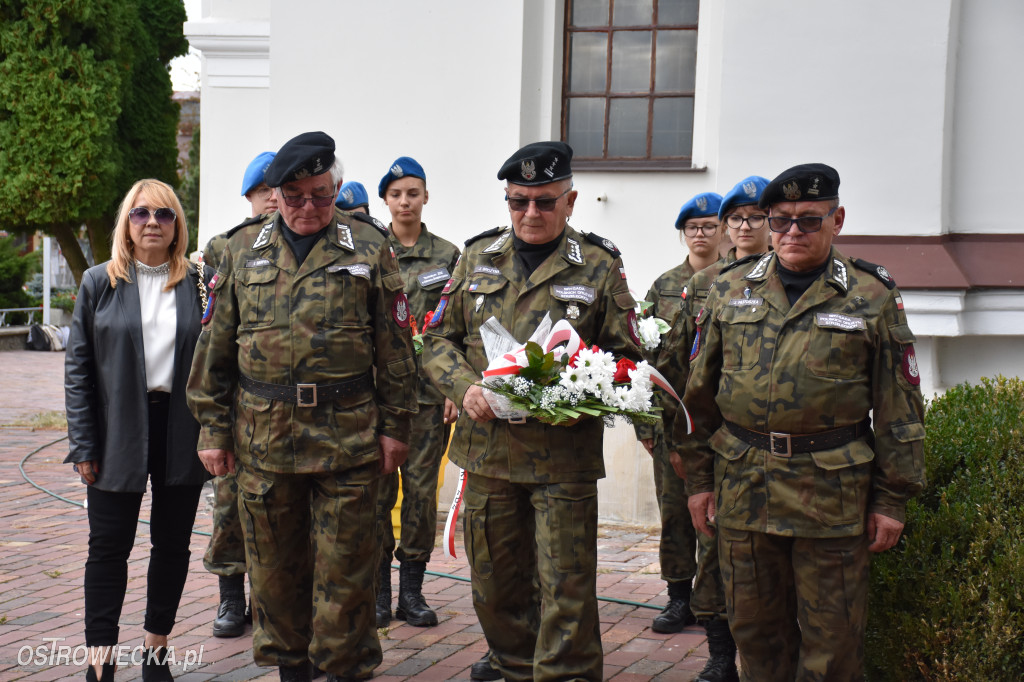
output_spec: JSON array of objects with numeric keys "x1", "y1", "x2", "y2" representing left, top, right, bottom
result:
[{"x1": 866, "y1": 376, "x2": 1024, "y2": 681}]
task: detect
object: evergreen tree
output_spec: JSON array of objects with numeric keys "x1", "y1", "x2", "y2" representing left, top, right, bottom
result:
[{"x1": 0, "y1": 0, "x2": 188, "y2": 285}]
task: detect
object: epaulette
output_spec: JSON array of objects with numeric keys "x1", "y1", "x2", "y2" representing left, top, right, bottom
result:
[
  {"x1": 465, "y1": 226, "x2": 505, "y2": 246},
  {"x1": 852, "y1": 258, "x2": 897, "y2": 289},
  {"x1": 349, "y1": 211, "x2": 389, "y2": 238},
  {"x1": 223, "y1": 215, "x2": 264, "y2": 240},
  {"x1": 718, "y1": 252, "x2": 762, "y2": 276},
  {"x1": 584, "y1": 232, "x2": 621, "y2": 257}
]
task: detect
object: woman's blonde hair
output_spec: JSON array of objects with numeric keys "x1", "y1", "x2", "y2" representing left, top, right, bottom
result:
[{"x1": 107, "y1": 179, "x2": 191, "y2": 290}]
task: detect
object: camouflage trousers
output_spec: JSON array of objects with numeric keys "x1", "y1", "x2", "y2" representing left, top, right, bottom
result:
[
  {"x1": 203, "y1": 472, "x2": 246, "y2": 576},
  {"x1": 377, "y1": 402, "x2": 449, "y2": 563},
  {"x1": 463, "y1": 474, "x2": 602, "y2": 682},
  {"x1": 235, "y1": 461, "x2": 381, "y2": 678},
  {"x1": 718, "y1": 526, "x2": 870, "y2": 682},
  {"x1": 691, "y1": 529, "x2": 727, "y2": 621},
  {"x1": 651, "y1": 433, "x2": 698, "y2": 583}
]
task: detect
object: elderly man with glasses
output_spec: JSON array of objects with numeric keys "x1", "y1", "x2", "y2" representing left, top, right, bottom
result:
[
  {"x1": 422, "y1": 141, "x2": 642, "y2": 682},
  {"x1": 188, "y1": 131, "x2": 418, "y2": 682},
  {"x1": 677, "y1": 163, "x2": 926, "y2": 681}
]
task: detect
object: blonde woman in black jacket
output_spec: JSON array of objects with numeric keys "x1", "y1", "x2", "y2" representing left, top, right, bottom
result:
[{"x1": 65, "y1": 179, "x2": 210, "y2": 682}]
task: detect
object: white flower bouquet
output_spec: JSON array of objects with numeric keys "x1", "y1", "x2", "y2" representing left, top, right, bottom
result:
[{"x1": 478, "y1": 315, "x2": 690, "y2": 429}]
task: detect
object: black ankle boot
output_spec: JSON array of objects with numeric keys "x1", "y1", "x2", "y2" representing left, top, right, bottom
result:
[
  {"x1": 85, "y1": 662, "x2": 116, "y2": 682},
  {"x1": 213, "y1": 574, "x2": 246, "y2": 637},
  {"x1": 141, "y1": 647, "x2": 173, "y2": 682},
  {"x1": 651, "y1": 580, "x2": 696, "y2": 633},
  {"x1": 695, "y1": 619, "x2": 739, "y2": 682},
  {"x1": 395, "y1": 561, "x2": 437, "y2": 627},
  {"x1": 279, "y1": 663, "x2": 312, "y2": 682},
  {"x1": 469, "y1": 651, "x2": 502, "y2": 680},
  {"x1": 376, "y1": 554, "x2": 392, "y2": 628}
]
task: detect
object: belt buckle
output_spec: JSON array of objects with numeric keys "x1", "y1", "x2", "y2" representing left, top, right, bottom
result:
[
  {"x1": 769, "y1": 432, "x2": 792, "y2": 457},
  {"x1": 296, "y1": 383, "x2": 318, "y2": 407}
]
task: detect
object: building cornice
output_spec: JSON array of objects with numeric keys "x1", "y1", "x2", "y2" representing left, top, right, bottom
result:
[{"x1": 183, "y1": 20, "x2": 270, "y2": 89}]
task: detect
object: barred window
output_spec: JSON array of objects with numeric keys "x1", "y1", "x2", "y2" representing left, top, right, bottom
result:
[{"x1": 562, "y1": 0, "x2": 699, "y2": 169}]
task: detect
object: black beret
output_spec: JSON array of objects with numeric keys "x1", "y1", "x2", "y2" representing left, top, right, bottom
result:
[
  {"x1": 264, "y1": 131, "x2": 336, "y2": 188},
  {"x1": 758, "y1": 163, "x2": 840, "y2": 208},
  {"x1": 498, "y1": 141, "x2": 573, "y2": 185}
]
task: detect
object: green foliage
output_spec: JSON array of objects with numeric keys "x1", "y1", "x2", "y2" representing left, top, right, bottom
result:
[
  {"x1": 0, "y1": 0, "x2": 190, "y2": 283},
  {"x1": 866, "y1": 376, "x2": 1024, "y2": 681},
  {"x1": 179, "y1": 126, "x2": 201, "y2": 254},
  {"x1": 0, "y1": 236, "x2": 39, "y2": 323}
]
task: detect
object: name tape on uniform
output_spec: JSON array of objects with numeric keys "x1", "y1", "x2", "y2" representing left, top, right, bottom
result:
[
  {"x1": 417, "y1": 268, "x2": 451, "y2": 288},
  {"x1": 550, "y1": 284, "x2": 596, "y2": 304},
  {"x1": 815, "y1": 312, "x2": 866, "y2": 331},
  {"x1": 327, "y1": 263, "x2": 371, "y2": 279}
]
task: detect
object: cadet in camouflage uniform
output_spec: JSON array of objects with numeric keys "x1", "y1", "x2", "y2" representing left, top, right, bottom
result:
[
  {"x1": 374, "y1": 157, "x2": 461, "y2": 629},
  {"x1": 675, "y1": 163, "x2": 926, "y2": 681},
  {"x1": 656, "y1": 176, "x2": 770, "y2": 682},
  {"x1": 635, "y1": 192, "x2": 723, "y2": 636},
  {"x1": 199, "y1": 150, "x2": 278, "y2": 639},
  {"x1": 187, "y1": 132, "x2": 418, "y2": 682},
  {"x1": 422, "y1": 141, "x2": 642, "y2": 682}
]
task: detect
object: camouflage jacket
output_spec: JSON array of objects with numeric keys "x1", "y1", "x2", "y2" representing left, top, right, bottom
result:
[
  {"x1": 634, "y1": 258, "x2": 697, "y2": 442},
  {"x1": 422, "y1": 225, "x2": 641, "y2": 483},
  {"x1": 202, "y1": 215, "x2": 265, "y2": 273},
  {"x1": 674, "y1": 249, "x2": 926, "y2": 537},
  {"x1": 187, "y1": 209, "x2": 418, "y2": 474},
  {"x1": 388, "y1": 222, "x2": 461, "y2": 405}
]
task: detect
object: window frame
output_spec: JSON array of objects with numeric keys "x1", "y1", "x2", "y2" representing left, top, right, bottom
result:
[{"x1": 560, "y1": 0, "x2": 701, "y2": 171}]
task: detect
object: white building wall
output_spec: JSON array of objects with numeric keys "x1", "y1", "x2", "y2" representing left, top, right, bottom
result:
[{"x1": 186, "y1": 0, "x2": 1024, "y2": 526}]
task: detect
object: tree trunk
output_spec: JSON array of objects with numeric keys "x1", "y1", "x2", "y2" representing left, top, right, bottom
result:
[
  {"x1": 85, "y1": 216, "x2": 113, "y2": 265},
  {"x1": 50, "y1": 222, "x2": 90, "y2": 287}
]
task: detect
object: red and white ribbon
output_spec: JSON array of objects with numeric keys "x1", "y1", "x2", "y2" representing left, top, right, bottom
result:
[{"x1": 442, "y1": 467, "x2": 468, "y2": 560}]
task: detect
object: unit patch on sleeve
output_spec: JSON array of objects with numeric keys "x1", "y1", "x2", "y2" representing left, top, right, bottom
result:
[
  {"x1": 392, "y1": 293, "x2": 410, "y2": 328},
  {"x1": 902, "y1": 345, "x2": 921, "y2": 386},
  {"x1": 429, "y1": 296, "x2": 449, "y2": 327}
]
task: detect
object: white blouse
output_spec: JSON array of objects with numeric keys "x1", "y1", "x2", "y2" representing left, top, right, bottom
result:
[{"x1": 136, "y1": 261, "x2": 177, "y2": 393}]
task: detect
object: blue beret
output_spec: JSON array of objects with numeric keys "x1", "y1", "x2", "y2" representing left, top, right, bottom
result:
[
  {"x1": 336, "y1": 181, "x2": 370, "y2": 209},
  {"x1": 240, "y1": 151, "x2": 276, "y2": 196},
  {"x1": 718, "y1": 176, "x2": 770, "y2": 219},
  {"x1": 378, "y1": 156, "x2": 426, "y2": 198},
  {"x1": 264, "y1": 131, "x2": 336, "y2": 188},
  {"x1": 759, "y1": 163, "x2": 840, "y2": 208},
  {"x1": 498, "y1": 141, "x2": 573, "y2": 185},
  {"x1": 675, "y1": 192, "x2": 723, "y2": 229}
]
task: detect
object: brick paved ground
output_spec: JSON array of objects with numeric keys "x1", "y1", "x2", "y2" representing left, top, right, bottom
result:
[{"x1": 0, "y1": 351, "x2": 720, "y2": 681}]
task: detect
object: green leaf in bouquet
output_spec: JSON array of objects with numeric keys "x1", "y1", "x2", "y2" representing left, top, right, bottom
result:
[
  {"x1": 638, "y1": 301, "x2": 654, "y2": 316},
  {"x1": 654, "y1": 318, "x2": 671, "y2": 334}
]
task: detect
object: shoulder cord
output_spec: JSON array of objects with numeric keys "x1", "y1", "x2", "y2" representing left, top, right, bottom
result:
[{"x1": 196, "y1": 261, "x2": 208, "y2": 315}]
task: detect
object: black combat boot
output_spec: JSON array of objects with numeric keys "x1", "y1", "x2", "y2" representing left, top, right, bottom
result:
[
  {"x1": 376, "y1": 554, "x2": 392, "y2": 628},
  {"x1": 469, "y1": 651, "x2": 502, "y2": 680},
  {"x1": 212, "y1": 574, "x2": 246, "y2": 637},
  {"x1": 651, "y1": 580, "x2": 696, "y2": 633},
  {"x1": 395, "y1": 561, "x2": 438, "y2": 626},
  {"x1": 695, "y1": 619, "x2": 739, "y2": 682},
  {"x1": 278, "y1": 664, "x2": 312, "y2": 682}
]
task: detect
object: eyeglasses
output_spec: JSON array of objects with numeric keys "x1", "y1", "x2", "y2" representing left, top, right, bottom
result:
[
  {"x1": 252, "y1": 186, "x2": 274, "y2": 200},
  {"x1": 128, "y1": 207, "x2": 177, "y2": 225},
  {"x1": 724, "y1": 214, "x2": 767, "y2": 230},
  {"x1": 682, "y1": 223, "x2": 719, "y2": 237},
  {"x1": 768, "y1": 206, "x2": 837, "y2": 233},
  {"x1": 506, "y1": 187, "x2": 572, "y2": 212},
  {"x1": 281, "y1": 193, "x2": 336, "y2": 208}
]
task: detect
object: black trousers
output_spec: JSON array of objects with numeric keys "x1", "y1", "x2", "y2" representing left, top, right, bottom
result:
[{"x1": 83, "y1": 394, "x2": 203, "y2": 647}]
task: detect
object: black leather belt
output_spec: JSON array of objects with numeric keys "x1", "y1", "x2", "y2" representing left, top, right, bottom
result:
[
  {"x1": 239, "y1": 373, "x2": 373, "y2": 408},
  {"x1": 726, "y1": 418, "x2": 871, "y2": 457}
]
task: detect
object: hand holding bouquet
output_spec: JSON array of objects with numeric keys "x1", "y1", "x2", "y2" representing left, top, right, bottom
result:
[{"x1": 478, "y1": 315, "x2": 690, "y2": 429}]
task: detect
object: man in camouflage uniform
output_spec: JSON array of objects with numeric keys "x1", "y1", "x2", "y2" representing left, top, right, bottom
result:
[
  {"x1": 422, "y1": 141, "x2": 642, "y2": 682},
  {"x1": 656, "y1": 176, "x2": 770, "y2": 682},
  {"x1": 635, "y1": 192, "x2": 723, "y2": 636},
  {"x1": 200, "y1": 150, "x2": 278, "y2": 639},
  {"x1": 188, "y1": 131, "x2": 418, "y2": 682},
  {"x1": 676, "y1": 163, "x2": 926, "y2": 681},
  {"x1": 374, "y1": 156, "x2": 461, "y2": 628}
]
